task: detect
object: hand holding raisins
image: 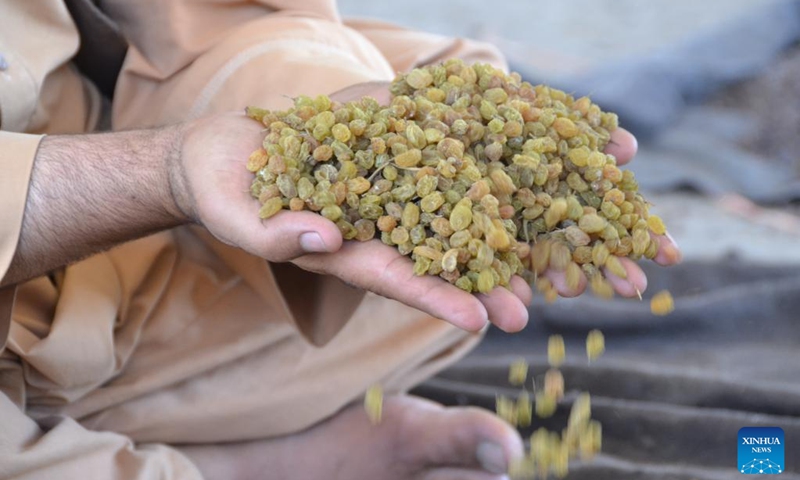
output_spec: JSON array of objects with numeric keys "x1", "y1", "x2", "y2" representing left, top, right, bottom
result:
[{"x1": 175, "y1": 80, "x2": 679, "y2": 333}]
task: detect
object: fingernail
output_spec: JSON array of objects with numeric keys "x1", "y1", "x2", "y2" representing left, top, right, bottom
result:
[
  {"x1": 300, "y1": 232, "x2": 328, "y2": 253},
  {"x1": 476, "y1": 442, "x2": 506, "y2": 474},
  {"x1": 665, "y1": 232, "x2": 683, "y2": 262},
  {"x1": 666, "y1": 231, "x2": 679, "y2": 249}
]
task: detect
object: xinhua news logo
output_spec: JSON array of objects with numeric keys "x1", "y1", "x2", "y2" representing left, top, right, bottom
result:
[{"x1": 738, "y1": 427, "x2": 784, "y2": 474}]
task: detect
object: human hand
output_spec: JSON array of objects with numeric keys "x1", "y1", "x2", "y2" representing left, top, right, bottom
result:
[{"x1": 173, "y1": 82, "x2": 680, "y2": 334}]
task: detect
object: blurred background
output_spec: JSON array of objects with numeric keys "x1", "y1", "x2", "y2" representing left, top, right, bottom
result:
[{"x1": 339, "y1": 0, "x2": 800, "y2": 477}]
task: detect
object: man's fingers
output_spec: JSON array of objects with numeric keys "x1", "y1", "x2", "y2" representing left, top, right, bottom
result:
[
  {"x1": 602, "y1": 257, "x2": 648, "y2": 298},
  {"x1": 224, "y1": 202, "x2": 344, "y2": 262},
  {"x1": 261, "y1": 211, "x2": 344, "y2": 261},
  {"x1": 543, "y1": 257, "x2": 648, "y2": 299},
  {"x1": 605, "y1": 128, "x2": 638, "y2": 165},
  {"x1": 475, "y1": 286, "x2": 529, "y2": 333},
  {"x1": 545, "y1": 268, "x2": 587, "y2": 297},
  {"x1": 651, "y1": 232, "x2": 682, "y2": 266},
  {"x1": 509, "y1": 275, "x2": 533, "y2": 307},
  {"x1": 294, "y1": 240, "x2": 490, "y2": 331}
]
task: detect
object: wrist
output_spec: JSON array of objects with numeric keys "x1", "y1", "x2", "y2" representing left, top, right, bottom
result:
[
  {"x1": 7, "y1": 127, "x2": 194, "y2": 285},
  {"x1": 161, "y1": 122, "x2": 197, "y2": 225}
]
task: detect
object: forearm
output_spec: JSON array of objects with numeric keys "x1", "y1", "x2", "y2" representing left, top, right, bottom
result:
[{"x1": 2, "y1": 125, "x2": 189, "y2": 286}]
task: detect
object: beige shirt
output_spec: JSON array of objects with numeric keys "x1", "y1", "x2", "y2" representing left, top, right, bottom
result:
[{"x1": 0, "y1": 1, "x2": 505, "y2": 478}]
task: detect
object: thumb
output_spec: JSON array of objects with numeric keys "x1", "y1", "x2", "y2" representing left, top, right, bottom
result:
[{"x1": 225, "y1": 207, "x2": 344, "y2": 262}]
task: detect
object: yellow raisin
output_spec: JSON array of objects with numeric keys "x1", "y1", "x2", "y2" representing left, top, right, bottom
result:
[
  {"x1": 586, "y1": 329, "x2": 605, "y2": 362},
  {"x1": 544, "y1": 368, "x2": 565, "y2": 399},
  {"x1": 258, "y1": 197, "x2": 283, "y2": 219},
  {"x1": 509, "y1": 357, "x2": 528, "y2": 386},
  {"x1": 650, "y1": 290, "x2": 675, "y2": 316},
  {"x1": 647, "y1": 214, "x2": 667, "y2": 235},
  {"x1": 364, "y1": 384, "x2": 383, "y2": 425},
  {"x1": 548, "y1": 335, "x2": 566, "y2": 367}
]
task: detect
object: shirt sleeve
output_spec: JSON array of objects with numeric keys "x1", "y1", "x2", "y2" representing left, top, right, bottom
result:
[
  {"x1": 0, "y1": 0, "x2": 105, "y2": 332},
  {"x1": 0, "y1": 132, "x2": 41, "y2": 353},
  {"x1": 0, "y1": 391, "x2": 202, "y2": 480},
  {"x1": 343, "y1": 18, "x2": 508, "y2": 72}
]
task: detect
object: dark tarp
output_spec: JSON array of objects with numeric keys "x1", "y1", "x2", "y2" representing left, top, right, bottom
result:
[{"x1": 414, "y1": 261, "x2": 800, "y2": 477}]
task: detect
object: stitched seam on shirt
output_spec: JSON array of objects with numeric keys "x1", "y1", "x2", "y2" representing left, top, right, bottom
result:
[
  {"x1": 187, "y1": 39, "x2": 373, "y2": 120},
  {"x1": 0, "y1": 41, "x2": 38, "y2": 133},
  {"x1": 0, "y1": 286, "x2": 16, "y2": 354}
]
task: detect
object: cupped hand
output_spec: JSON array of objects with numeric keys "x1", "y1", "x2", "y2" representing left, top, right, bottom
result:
[
  {"x1": 545, "y1": 129, "x2": 681, "y2": 300},
  {"x1": 175, "y1": 82, "x2": 680, "y2": 334}
]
